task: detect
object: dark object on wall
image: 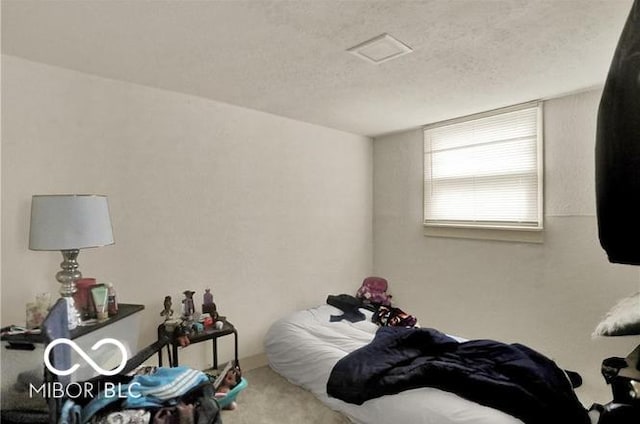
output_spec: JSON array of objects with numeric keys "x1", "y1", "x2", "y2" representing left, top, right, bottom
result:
[
  {"x1": 595, "y1": 0, "x2": 640, "y2": 265},
  {"x1": 593, "y1": 3, "x2": 640, "y2": 423}
]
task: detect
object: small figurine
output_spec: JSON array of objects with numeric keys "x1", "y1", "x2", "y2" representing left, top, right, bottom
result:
[
  {"x1": 182, "y1": 290, "x2": 196, "y2": 320},
  {"x1": 203, "y1": 288, "x2": 213, "y2": 305},
  {"x1": 202, "y1": 288, "x2": 218, "y2": 319},
  {"x1": 160, "y1": 295, "x2": 174, "y2": 321}
]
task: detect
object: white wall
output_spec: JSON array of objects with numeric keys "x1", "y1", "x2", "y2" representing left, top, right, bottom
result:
[
  {"x1": 373, "y1": 88, "x2": 640, "y2": 406},
  {"x1": 1, "y1": 55, "x2": 373, "y2": 369}
]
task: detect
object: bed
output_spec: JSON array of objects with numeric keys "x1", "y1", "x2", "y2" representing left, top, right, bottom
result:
[
  {"x1": 265, "y1": 305, "x2": 522, "y2": 424},
  {"x1": 265, "y1": 304, "x2": 526, "y2": 424}
]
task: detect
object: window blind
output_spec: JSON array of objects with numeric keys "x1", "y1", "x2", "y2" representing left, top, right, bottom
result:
[{"x1": 424, "y1": 103, "x2": 543, "y2": 229}]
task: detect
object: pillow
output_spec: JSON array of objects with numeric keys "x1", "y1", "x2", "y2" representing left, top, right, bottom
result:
[{"x1": 593, "y1": 291, "x2": 640, "y2": 336}]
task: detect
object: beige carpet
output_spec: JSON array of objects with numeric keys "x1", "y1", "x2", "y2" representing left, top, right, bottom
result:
[{"x1": 221, "y1": 366, "x2": 350, "y2": 424}]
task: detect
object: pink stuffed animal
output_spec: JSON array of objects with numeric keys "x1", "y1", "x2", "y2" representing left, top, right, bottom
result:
[{"x1": 356, "y1": 276, "x2": 392, "y2": 306}]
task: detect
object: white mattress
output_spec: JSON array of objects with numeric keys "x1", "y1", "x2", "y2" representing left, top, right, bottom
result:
[{"x1": 265, "y1": 304, "x2": 523, "y2": 424}]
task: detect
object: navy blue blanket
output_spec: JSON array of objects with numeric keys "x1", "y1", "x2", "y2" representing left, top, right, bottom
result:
[{"x1": 327, "y1": 327, "x2": 589, "y2": 424}]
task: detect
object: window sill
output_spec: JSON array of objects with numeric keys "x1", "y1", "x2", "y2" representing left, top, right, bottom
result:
[{"x1": 423, "y1": 225, "x2": 544, "y2": 243}]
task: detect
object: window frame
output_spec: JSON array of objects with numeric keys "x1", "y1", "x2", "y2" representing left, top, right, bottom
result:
[{"x1": 422, "y1": 101, "x2": 544, "y2": 242}]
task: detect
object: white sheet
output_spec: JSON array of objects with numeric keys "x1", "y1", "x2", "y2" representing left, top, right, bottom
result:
[{"x1": 265, "y1": 304, "x2": 523, "y2": 424}]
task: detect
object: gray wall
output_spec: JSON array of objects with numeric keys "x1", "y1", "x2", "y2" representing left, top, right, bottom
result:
[{"x1": 373, "y1": 88, "x2": 640, "y2": 405}]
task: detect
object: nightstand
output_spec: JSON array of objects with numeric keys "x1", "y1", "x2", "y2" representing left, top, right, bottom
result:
[{"x1": 157, "y1": 318, "x2": 238, "y2": 369}]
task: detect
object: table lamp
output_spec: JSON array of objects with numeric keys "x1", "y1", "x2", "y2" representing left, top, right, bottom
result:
[{"x1": 29, "y1": 194, "x2": 114, "y2": 329}]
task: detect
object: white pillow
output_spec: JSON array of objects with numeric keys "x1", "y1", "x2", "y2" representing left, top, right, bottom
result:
[{"x1": 593, "y1": 291, "x2": 640, "y2": 336}]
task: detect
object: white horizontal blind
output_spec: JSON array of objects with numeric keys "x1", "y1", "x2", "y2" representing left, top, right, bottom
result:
[{"x1": 424, "y1": 103, "x2": 542, "y2": 229}]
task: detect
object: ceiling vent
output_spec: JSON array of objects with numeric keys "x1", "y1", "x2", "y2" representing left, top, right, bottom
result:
[{"x1": 347, "y1": 33, "x2": 413, "y2": 64}]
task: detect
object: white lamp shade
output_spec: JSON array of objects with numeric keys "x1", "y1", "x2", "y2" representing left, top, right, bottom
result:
[{"x1": 29, "y1": 195, "x2": 114, "y2": 251}]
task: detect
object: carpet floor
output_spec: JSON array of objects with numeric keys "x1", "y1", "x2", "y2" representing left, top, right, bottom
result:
[{"x1": 221, "y1": 366, "x2": 350, "y2": 424}]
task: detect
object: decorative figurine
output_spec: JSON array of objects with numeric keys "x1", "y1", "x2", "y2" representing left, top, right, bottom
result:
[
  {"x1": 182, "y1": 290, "x2": 196, "y2": 320},
  {"x1": 203, "y1": 288, "x2": 213, "y2": 305},
  {"x1": 202, "y1": 288, "x2": 218, "y2": 320},
  {"x1": 160, "y1": 295, "x2": 174, "y2": 321}
]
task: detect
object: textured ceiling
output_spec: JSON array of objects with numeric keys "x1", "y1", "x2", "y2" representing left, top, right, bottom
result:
[{"x1": 1, "y1": 0, "x2": 634, "y2": 137}]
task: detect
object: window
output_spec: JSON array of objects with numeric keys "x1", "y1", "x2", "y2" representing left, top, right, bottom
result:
[{"x1": 423, "y1": 102, "x2": 543, "y2": 235}]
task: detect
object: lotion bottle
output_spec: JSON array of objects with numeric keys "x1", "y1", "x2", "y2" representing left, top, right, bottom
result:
[{"x1": 106, "y1": 282, "x2": 118, "y2": 316}]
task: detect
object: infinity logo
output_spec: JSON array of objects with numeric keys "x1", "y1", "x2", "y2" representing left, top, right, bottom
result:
[{"x1": 44, "y1": 338, "x2": 128, "y2": 376}]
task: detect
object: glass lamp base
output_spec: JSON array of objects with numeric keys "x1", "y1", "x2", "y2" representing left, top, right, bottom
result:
[{"x1": 64, "y1": 296, "x2": 80, "y2": 330}]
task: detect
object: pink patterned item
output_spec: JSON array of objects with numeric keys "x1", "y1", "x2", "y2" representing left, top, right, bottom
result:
[{"x1": 356, "y1": 276, "x2": 392, "y2": 306}]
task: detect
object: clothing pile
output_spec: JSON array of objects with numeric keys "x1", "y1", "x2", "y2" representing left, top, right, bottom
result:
[
  {"x1": 327, "y1": 276, "x2": 417, "y2": 328},
  {"x1": 60, "y1": 366, "x2": 221, "y2": 424}
]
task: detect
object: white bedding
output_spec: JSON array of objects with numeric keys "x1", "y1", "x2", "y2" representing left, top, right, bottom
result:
[{"x1": 265, "y1": 304, "x2": 523, "y2": 424}]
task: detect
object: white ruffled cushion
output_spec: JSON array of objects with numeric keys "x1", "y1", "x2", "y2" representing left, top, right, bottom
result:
[{"x1": 593, "y1": 291, "x2": 640, "y2": 336}]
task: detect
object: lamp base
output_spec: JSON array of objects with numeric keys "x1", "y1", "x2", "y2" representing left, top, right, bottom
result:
[
  {"x1": 56, "y1": 249, "x2": 82, "y2": 330},
  {"x1": 56, "y1": 249, "x2": 81, "y2": 297},
  {"x1": 64, "y1": 296, "x2": 80, "y2": 330}
]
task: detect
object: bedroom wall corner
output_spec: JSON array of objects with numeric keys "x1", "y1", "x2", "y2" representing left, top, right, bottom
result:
[{"x1": 372, "y1": 88, "x2": 640, "y2": 407}]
